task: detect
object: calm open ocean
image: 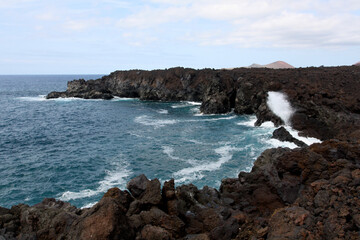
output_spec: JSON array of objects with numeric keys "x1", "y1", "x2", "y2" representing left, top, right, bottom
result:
[{"x1": 0, "y1": 75, "x2": 298, "y2": 208}]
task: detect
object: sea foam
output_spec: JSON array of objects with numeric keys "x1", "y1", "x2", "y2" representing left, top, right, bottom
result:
[
  {"x1": 134, "y1": 115, "x2": 177, "y2": 128},
  {"x1": 59, "y1": 160, "x2": 132, "y2": 201},
  {"x1": 174, "y1": 145, "x2": 240, "y2": 184}
]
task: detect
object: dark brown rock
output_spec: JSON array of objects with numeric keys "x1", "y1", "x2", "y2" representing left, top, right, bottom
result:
[
  {"x1": 68, "y1": 197, "x2": 134, "y2": 240},
  {"x1": 140, "y1": 179, "x2": 162, "y2": 206},
  {"x1": 272, "y1": 126, "x2": 307, "y2": 147},
  {"x1": 140, "y1": 225, "x2": 171, "y2": 240},
  {"x1": 127, "y1": 174, "x2": 150, "y2": 198}
]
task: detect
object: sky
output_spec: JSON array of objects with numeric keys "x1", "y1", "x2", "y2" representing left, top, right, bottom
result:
[{"x1": 1, "y1": 0, "x2": 360, "y2": 74}]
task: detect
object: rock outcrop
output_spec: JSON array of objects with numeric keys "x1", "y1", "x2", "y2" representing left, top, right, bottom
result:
[
  {"x1": 1, "y1": 139, "x2": 359, "y2": 239},
  {"x1": 47, "y1": 66, "x2": 360, "y2": 140},
  {"x1": 272, "y1": 127, "x2": 307, "y2": 147}
]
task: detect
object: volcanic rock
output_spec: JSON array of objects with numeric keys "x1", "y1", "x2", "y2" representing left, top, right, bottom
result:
[
  {"x1": 126, "y1": 174, "x2": 149, "y2": 198},
  {"x1": 272, "y1": 126, "x2": 307, "y2": 147}
]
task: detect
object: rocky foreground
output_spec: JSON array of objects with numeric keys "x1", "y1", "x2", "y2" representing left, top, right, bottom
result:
[
  {"x1": 1, "y1": 66, "x2": 359, "y2": 239},
  {"x1": 1, "y1": 139, "x2": 359, "y2": 239}
]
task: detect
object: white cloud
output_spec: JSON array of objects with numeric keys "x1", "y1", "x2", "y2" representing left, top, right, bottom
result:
[
  {"x1": 115, "y1": 0, "x2": 360, "y2": 48},
  {"x1": 62, "y1": 20, "x2": 94, "y2": 31},
  {"x1": 0, "y1": 0, "x2": 36, "y2": 8}
]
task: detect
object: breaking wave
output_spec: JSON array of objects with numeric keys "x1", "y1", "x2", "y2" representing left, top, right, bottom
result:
[{"x1": 267, "y1": 91, "x2": 294, "y2": 125}]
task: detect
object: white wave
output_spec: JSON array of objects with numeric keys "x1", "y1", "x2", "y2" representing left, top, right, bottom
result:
[
  {"x1": 59, "y1": 160, "x2": 132, "y2": 201},
  {"x1": 191, "y1": 107, "x2": 201, "y2": 115},
  {"x1": 186, "y1": 101, "x2": 202, "y2": 105},
  {"x1": 173, "y1": 145, "x2": 239, "y2": 183},
  {"x1": 157, "y1": 109, "x2": 168, "y2": 114},
  {"x1": 17, "y1": 95, "x2": 47, "y2": 101},
  {"x1": 111, "y1": 96, "x2": 139, "y2": 101},
  {"x1": 266, "y1": 138, "x2": 298, "y2": 149},
  {"x1": 237, "y1": 116, "x2": 257, "y2": 127},
  {"x1": 259, "y1": 121, "x2": 275, "y2": 128},
  {"x1": 81, "y1": 202, "x2": 97, "y2": 209},
  {"x1": 185, "y1": 139, "x2": 207, "y2": 145},
  {"x1": 162, "y1": 146, "x2": 195, "y2": 164},
  {"x1": 267, "y1": 91, "x2": 294, "y2": 125},
  {"x1": 175, "y1": 172, "x2": 205, "y2": 184},
  {"x1": 162, "y1": 146, "x2": 181, "y2": 161},
  {"x1": 285, "y1": 127, "x2": 322, "y2": 145},
  {"x1": 134, "y1": 115, "x2": 177, "y2": 128},
  {"x1": 187, "y1": 115, "x2": 236, "y2": 122},
  {"x1": 171, "y1": 101, "x2": 201, "y2": 108},
  {"x1": 171, "y1": 104, "x2": 190, "y2": 108}
]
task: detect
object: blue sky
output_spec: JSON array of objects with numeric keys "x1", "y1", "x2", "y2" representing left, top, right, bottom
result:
[{"x1": 1, "y1": 0, "x2": 360, "y2": 74}]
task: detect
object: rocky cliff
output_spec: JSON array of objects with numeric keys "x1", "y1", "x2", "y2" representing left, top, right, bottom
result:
[{"x1": 47, "y1": 66, "x2": 360, "y2": 140}]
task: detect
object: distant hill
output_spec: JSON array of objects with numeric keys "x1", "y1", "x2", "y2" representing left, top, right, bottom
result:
[
  {"x1": 354, "y1": 61, "x2": 360, "y2": 66},
  {"x1": 248, "y1": 61, "x2": 295, "y2": 69}
]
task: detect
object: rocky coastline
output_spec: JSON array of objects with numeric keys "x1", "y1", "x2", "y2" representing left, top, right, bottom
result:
[{"x1": 1, "y1": 66, "x2": 360, "y2": 239}]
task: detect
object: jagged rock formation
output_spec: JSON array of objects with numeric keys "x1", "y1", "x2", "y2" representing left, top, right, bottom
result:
[
  {"x1": 47, "y1": 66, "x2": 360, "y2": 140},
  {"x1": 1, "y1": 139, "x2": 359, "y2": 239}
]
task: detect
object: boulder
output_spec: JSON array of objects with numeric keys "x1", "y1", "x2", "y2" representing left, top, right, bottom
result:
[
  {"x1": 272, "y1": 126, "x2": 307, "y2": 147},
  {"x1": 140, "y1": 225, "x2": 171, "y2": 240},
  {"x1": 127, "y1": 174, "x2": 150, "y2": 198}
]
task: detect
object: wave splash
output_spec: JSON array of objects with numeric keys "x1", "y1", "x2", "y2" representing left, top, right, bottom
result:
[{"x1": 267, "y1": 91, "x2": 294, "y2": 125}]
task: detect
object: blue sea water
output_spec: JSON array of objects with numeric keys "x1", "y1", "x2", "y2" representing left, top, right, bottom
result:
[{"x1": 0, "y1": 75, "x2": 290, "y2": 209}]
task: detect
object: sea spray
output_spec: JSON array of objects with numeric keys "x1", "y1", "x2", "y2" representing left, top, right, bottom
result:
[{"x1": 267, "y1": 91, "x2": 294, "y2": 125}]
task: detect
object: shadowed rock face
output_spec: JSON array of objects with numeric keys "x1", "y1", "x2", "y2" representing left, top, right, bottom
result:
[
  {"x1": 1, "y1": 140, "x2": 359, "y2": 239},
  {"x1": 47, "y1": 66, "x2": 360, "y2": 140}
]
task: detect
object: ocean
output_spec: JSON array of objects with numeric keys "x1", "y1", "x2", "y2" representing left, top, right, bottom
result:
[{"x1": 0, "y1": 75, "x2": 314, "y2": 209}]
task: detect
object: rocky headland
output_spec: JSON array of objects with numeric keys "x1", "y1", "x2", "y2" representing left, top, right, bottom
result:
[{"x1": 1, "y1": 66, "x2": 360, "y2": 239}]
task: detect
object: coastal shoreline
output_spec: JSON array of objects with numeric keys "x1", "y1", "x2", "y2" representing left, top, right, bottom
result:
[{"x1": 1, "y1": 66, "x2": 360, "y2": 239}]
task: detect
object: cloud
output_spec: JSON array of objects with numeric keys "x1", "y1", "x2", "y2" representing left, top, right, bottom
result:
[
  {"x1": 115, "y1": 0, "x2": 360, "y2": 48},
  {"x1": 0, "y1": 0, "x2": 37, "y2": 8},
  {"x1": 62, "y1": 19, "x2": 94, "y2": 31}
]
